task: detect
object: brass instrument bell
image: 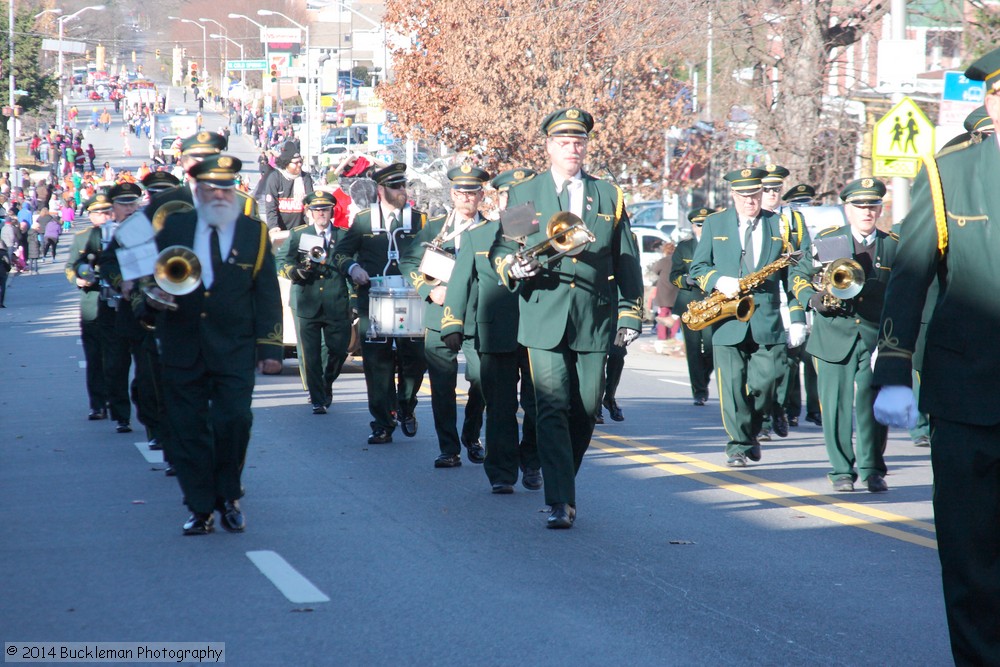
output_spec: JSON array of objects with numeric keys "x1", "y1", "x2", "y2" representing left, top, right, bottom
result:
[{"x1": 153, "y1": 246, "x2": 202, "y2": 297}]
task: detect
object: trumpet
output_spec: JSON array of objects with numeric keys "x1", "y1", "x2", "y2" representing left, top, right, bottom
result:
[
  {"x1": 143, "y1": 246, "x2": 202, "y2": 311},
  {"x1": 303, "y1": 245, "x2": 328, "y2": 264},
  {"x1": 817, "y1": 257, "x2": 864, "y2": 308},
  {"x1": 516, "y1": 212, "x2": 596, "y2": 266}
]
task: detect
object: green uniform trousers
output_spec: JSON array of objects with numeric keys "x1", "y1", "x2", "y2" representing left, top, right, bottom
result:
[
  {"x1": 604, "y1": 343, "x2": 626, "y2": 403},
  {"x1": 930, "y1": 419, "x2": 1000, "y2": 666},
  {"x1": 360, "y1": 336, "x2": 425, "y2": 433},
  {"x1": 814, "y1": 337, "x2": 887, "y2": 482},
  {"x1": 130, "y1": 330, "x2": 170, "y2": 447},
  {"x1": 527, "y1": 343, "x2": 604, "y2": 506},
  {"x1": 714, "y1": 333, "x2": 786, "y2": 456},
  {"x1": 480, "y1": 346, "x2": 539, "y2": 486},
  {"x1": 161, "y1": 359, "x2": 254, "y2": 514},
  {"x1": 99, "y1": 301, "x2": 132, "y2": 423},
  {"x1": 779, "y1": 345, "x2": 820, "y2": 418},
  {"x1": 909, "y1": 370, "x2": 930, "y2": 442},
  {"x1": 294, "y1": 314, "x2": 350, "y2": 407},
  {"x1": 80, "y1": 318, "x2": 107, "y2": 411},
  {"x1": 682, "y1": 324, "x2": 713, "y2": 402},
  {"x1": 424, "y1": 329, "x2": 484, "y2": 456}
]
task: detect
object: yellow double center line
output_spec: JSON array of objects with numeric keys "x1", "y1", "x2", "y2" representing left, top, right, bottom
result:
[{"x1": 591, "y1": 432, "x2": 937, "y2": 550}]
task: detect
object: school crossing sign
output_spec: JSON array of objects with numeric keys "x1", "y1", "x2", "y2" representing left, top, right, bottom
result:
[{"x1": 872, "y1": 97, "x2": 936, "y2": 179}]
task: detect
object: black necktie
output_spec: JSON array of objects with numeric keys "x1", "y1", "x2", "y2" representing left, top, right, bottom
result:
[
  {"x1": 742, "y1": 220, "x2": 755, "y2": 275},
  {"x1": 210, "y1": 226, "x2": 223, "y2": 278}
]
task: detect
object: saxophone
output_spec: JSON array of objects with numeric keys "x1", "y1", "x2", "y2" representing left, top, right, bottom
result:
[{"x1": 682, "y1": 242, "x2": 802, "y2": 332}]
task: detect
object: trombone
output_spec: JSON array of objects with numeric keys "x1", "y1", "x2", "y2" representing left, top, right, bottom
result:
[
  {"x1": 516, "y1": 211, "x2": 596, "y2": 266},
  {"x1": 143, "y1": 245, "x2": 203, "y2": 311},
  {"x1": 816, "y1": 257, "x2": 864, "y2": 308}
]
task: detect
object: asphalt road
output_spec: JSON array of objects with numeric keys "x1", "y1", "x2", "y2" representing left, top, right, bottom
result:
[{"x1": 0, "y1": 95, "x2": 952, "y2": 666}]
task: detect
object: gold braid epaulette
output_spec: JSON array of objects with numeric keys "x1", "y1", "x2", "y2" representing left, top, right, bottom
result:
[
  {"x1": 922, "y1": 156, "x2": 948, "y2": 254},
  {"x1": 614, "y1": 184, "x2": 624, "y2": 226}
]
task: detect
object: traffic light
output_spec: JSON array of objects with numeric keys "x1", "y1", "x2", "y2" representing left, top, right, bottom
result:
[
  {"x1": 155, "y1": 49, "x2": 161, "y2": 60},
  {"x1": 269, "y1": 63, "x2": 278, "y2": 83},
  {"x1": 190, "y1": 62, "x2": 199, "y2": 88},
  {"x1": 182, "y1": 47, "x2": 188, "y2": 58}
]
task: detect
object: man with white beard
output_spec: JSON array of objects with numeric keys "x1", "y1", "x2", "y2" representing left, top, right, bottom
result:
[{"x1": 145, "y1": 154, "x2": 283, "y2": 536}]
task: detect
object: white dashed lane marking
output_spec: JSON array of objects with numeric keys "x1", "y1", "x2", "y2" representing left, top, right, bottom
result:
[{"x1": 247, "y1": 550, "x2": 331, "y2": 604}]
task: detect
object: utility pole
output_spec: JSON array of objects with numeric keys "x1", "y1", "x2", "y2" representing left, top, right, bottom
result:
[{"x1": 891, "y1": 0, "x2": 909, "y2": 223}]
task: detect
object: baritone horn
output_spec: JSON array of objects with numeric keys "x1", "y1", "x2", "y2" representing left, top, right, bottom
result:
[
  {"x1": 143, "y1": 246, "x2": 202, "y2": 311},
  {"x1": 819, "y1": 257, "x2": 864, "y2": 308},
  {"x1": 517, "y1": 212, "x2": 596, "y2": 265}
]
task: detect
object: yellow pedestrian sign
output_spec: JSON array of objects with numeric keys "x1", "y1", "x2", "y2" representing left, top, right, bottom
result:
[{"x1": 872, "y1": 97, "x2": 936, "y2": 179}]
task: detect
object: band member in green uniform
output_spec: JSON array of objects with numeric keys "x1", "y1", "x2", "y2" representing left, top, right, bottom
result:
[
  {"x1": 401, "y1": 166, "x2": 488, "y2": 467},
  {"x1": 66, "y1": 192, "x2": 114, "y2": 421},
  {"x1": 441, "y1": 168, "x2": 541, "y2": 492},
  {"x1": 277, "y1": 192, "x2": 352, "y2": 414},
  {"x1": 144, "y1": 155, "x2": 283, "y2": 536},
  {"x1": 872, "y1": 48, "x2": 1000, "y2": 665},
  {"x1": 688, "y1": 168, "x2": 808, "y2": 467},
  {"x1": 669, "y1": 207, "x2": 716, "y2": 405},
  {"x1": 334, "y1": 163, "x2": 427, "y2": 444},
  {"x1": 493, "y1": 108, "x2": 644, "y2": 528},
  {"x1": 177, "y1": 131, "x2": 261, "y2": 221},
  {"x1": 790, "y1": 178, "x2": 896, "y2": 493},
  {"x1": 781, "y1": 183, "x2": 823, "y2": 427}
]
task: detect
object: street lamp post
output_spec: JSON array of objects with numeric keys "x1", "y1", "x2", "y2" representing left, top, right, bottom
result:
[
  {"x1": 57, "y1": 5, "x2": 106, "y2": 129},
  {"x1": 258, "y1": 9, "x2": 311, "y2": 167},
  {"x1": 228, "y1": 14, "x2": 269, "y2": 91},
  {"x1": 169, "y1": 17, "x2": 207, "y2": 95},
  {"x1": 200, "y1": 18, "x2": 227, "y2": 92},
  {"x1": 211, "y1": 33, "x2": 245, "y2": 85}
]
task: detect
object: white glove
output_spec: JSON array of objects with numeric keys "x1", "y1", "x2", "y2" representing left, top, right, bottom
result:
[
  {"x1": 787, "y1": 322, "x2": 807, "y2": 348},
  {"x1": 507, "y1": 254, "x2": 541, "y2": 280},
  {"x1": 715, "y1": 276, "x2": 740, "y2": 298},
  {"x1": 873, "y1": 385, "x2": 919, "y2": 430}
]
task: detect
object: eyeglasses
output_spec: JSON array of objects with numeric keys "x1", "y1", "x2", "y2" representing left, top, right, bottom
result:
[
  {"x1": 452, "y1": 190, "x2": 481, "y2": 198},
  {"x1": 762, "y1": 186, "x2": 781, "y2": 193}
]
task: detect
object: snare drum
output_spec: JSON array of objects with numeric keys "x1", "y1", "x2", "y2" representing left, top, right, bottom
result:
[{"x1": 367, "y1": 275, "x2": 426, "y2": 338}]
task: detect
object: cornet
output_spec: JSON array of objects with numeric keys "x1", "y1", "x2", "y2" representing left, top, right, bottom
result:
[
  {"x1": 516, "y1": 212, "x2": 596, "y2": 266},
  {"x1": 303, "y1": 245, "x2": 328, "y2": 264}
]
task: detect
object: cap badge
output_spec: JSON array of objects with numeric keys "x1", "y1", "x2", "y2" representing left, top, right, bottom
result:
[
  {"x1": 513, "y1": 170, "x2": 524, "y2": 180},
  {"x1": 741, "y1": 169, "x2": 752, "y2": 178},
  {"x1": 797, "y1": 185, "x2": 806, "y2": 192},
  {"x1": 197, "y1": 131, "x2": 210, "y2": 143},
  {"x1": 460, "y1": 164, "x2": 471, "y2": 173},
  {"x1": 219, "y1": 157, "x2": 233, "y2": 168},
  {"x1": 567, "y1": 109, "x2": 580, "y2": 119},
  {"x1": 766, "y1": 163, "x2": 776, "y2": 171},
  {"x1": 862, "y1": 178, "x2": 874, "y2": 188}
]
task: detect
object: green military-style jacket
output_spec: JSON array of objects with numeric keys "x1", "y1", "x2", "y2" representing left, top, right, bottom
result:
[
  {"x1": 493, "y1": 170, "x2": 644, "y2": 352},
  {"x1": 398, "y1": 212, "x2": 475, "y2": 334},
  {"x1": 790, "y1": 225, "x2": 898, "y2": 364},
  {"x1": 64, "y1": 226, "x2": 103, "y2": 322},
  {"x1": 689, "y1": 207, "x2": 806, "y2": 346},
  {"x1": 333, "y1": 205, "x2": 426, "y2": 317},
  {"x1": 152, "y1": 210, "x2": 283, "y2": 369},
  {"x1": 440, "y1": 219, "x2": 517, "y2": 352},
  {"x1": 874, "y1": 136, "x2": 1000, "y2": 424},
  {"x1": 669, "y1": 237, "x2": 707, "y2": 315},
  {"x1": 276, "y1": 223, "x2": 351, "y2": 321}
]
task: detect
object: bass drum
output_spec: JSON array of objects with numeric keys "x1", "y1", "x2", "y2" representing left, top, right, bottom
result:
[{"x1": 366, "y1": 275, "x2": 426, "y2": 339}]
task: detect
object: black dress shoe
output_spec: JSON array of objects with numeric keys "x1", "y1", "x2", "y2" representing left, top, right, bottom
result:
[
  {"x1": 218, "y1": 500, "x2": 246, "y2": 532},
  {"x1": 116, "y1": 420, "x2": 132, "y2": 434},
  {"x1": 434, "y1": 454, "x2": 462, "y2": 468},
  {"x1": 164, "y1": 464, "x2": 177, "y2": 477},
  {"x1": 399, "y1": 412, "x2": 418, "y2": 437},
  {"x1": 746, "y1": 441, "x2": 762, "y2": 462},
  {"x1": 595, "y1": 409, "x2": 605, "y2": 425},
  {"x1": 866, "y1": 474, "x2": 889, "y2": 493},
  {"x1": 491, "y1": 483, "x2": 514, "y2": 494},
  {"x1": 147, "y1": 438, "x2": 163, "y2": 451},
  {"x1": 183, "y1": 512, "x2": 214, "y2": 535},
  {"x1": 88, "y1": 408, "x2": 108, "y2": 421},
  {"x1": 367, "y1": 428, "x2": 392, "y2": 444},
  {"x1": 546, "y1": 503, "x2": 576, "y2": 529},
  {"x1": 604, "y1": 398, "x2": 624, "y2": 422},
  {"x1": 772, "y1": 413, "x2": 789, "y2": 438},
  {"x1": 805, "y1": 411, "x2": 823, "y2": 426},
  {"x1": 464, "y1": 439, "x2": 485, "y2": 464},
  {"x1": 693, "y1": 397, "x2": 706, "y2": 406},
  {"x1": 521, "y1": 466, "x2": 543, "y2": 491},
  {"x1": 312, "y1": 404, "x2": 327, "y2": 415},
  {"x1": 787, "y1": 415, "x2": 799, "y2": 428}
]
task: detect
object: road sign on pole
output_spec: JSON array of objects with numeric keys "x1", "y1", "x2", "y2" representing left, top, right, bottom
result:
[
  {"x1": 872, "y1": 96, "x2": 936, "y2": 179},
  {"x1": 226, "y1": 59, "x2": 268, "y2": 71}
]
